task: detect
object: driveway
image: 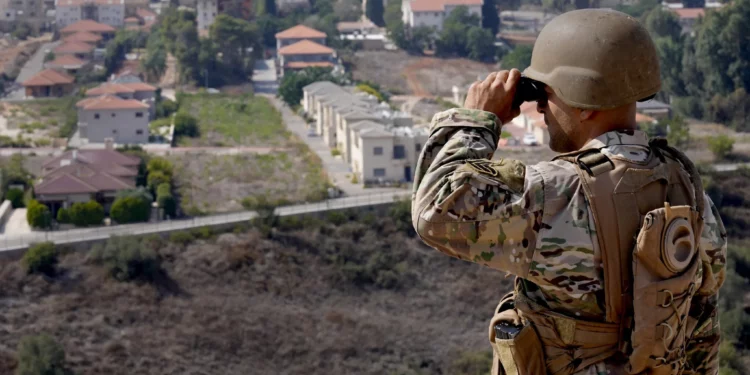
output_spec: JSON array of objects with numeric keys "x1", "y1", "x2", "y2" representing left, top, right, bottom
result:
[
  {"x1": 1, "y1": 208, "x2": 31, "y2": 236},
  {"x1": 15, "y1": 41, "x2": 60, "y2": 85},
  {"x1": 252, "y1": 59, "x2": 279, "y2": 94}
]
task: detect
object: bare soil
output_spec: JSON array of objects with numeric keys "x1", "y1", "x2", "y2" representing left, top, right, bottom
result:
[
  {"x1": 351, "y1": 51, "x2": 495, "y2": 97},
  {"x1": 0, "y1": 215, "x2": 511, "y2": 375}
]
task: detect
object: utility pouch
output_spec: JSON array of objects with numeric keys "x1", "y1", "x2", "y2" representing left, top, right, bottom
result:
[{"x1": 489, "y1": 294, "x2": 546, "y2": 375}]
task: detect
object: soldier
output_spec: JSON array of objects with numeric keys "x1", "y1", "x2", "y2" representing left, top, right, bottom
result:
[{"x1": 411, "y1": 9, "x2": 727, "y2": 375}]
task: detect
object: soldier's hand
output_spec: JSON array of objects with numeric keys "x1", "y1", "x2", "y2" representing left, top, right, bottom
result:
[{"x1": 464, "y1": 69, "x2": 521, "y2": 125}]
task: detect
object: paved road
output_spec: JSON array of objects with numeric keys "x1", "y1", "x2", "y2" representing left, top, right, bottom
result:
[
  {"x1": 714, "y1": 163, "x2": 750, "y2": 172},
  {"x1": 2, "y1": 209, "x2": 30, "y2": 236},
  {"x1": 0, "y1": 190, "x2": 411, "y2": 252},
  {"x1": 15, "y1": 41, "x2": 60, "y2": 85},
  {"x1": 252, "y1": 59, "x2": 278, "y2": 94}
]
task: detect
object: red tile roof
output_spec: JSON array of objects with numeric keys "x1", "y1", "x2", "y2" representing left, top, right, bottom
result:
[
  {"x1": 45, "y1": 55, "x2": 87, "y2": 68},
  {"x1": 22, "y1": 69, "x2": 75, "y2": 86},
  {"x1": 636, "y1": 112, "x2": 657, "y2": 123},
  {"x1": 410, "y1": 0, "x2": 482, "y2": 12},
  {"x1": 278, "y1": 40, "x2": 334, "y2": 55},
  {"x1": 672, "y1": 8, "x2": 705, "y2": 19},
  {"x1": 60, "y1": 19, "x2": 116, "y2": 34},
  {"x1": 63, "y1": 31, "x2": 103, "y2": 44},
  {"x1": 77, "y1": 95, "x2": 150, "y2": 110},
  {"x1": 136, "y1": 7, "x2": 156, "y2": 19},
  {"x1": 57, "y1": 0, "x2": 124, "y2": 6},
  {"x1": 125, "y1": 17, "x2": 140, "y2": 23},
  {"x1": 285, "y1": 61, "x2": 335, "y2": 69},
  {"x1": 36, "y1": 149, "x2": 139, "y2": 195},
  {"x1": 54, "y1": 41, "x2": 95, "y2": 54},
  {"x1": 275, "y1": 24, "x2": 326, "y2": 39}
]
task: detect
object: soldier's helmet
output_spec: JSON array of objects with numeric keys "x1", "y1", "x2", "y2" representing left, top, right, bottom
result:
[{"x1": 523, "y1": 9, "x2": 661, "y2": 110}]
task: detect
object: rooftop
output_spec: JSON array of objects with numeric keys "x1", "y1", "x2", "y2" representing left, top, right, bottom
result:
[
  {"x1": 637, "y1": 99, "x2": 672, "y2": 110},
  {"x1": 275, "y1": 24, "x2": 327, "y2": 39},
  {"x1": 45, "y1": 54, "x2": 88, "y2": 68},
  {"x1": 76, "y1": 95, "x2": 150, "y2": 110},
  {"x1": 285, "y1": 61, "x2": 335, "y2": 69},
  {"x1": 43, "y1": 149, "x2": 140, "y2": 170},
  {"x1": 86, "y1": 82, "x2": 156, "y2": 96},
  {"x1": 36, "y1": 150, "x2": 139, "y2": 195},
  {"x1": 22, "y1": 69, "x2": 75, "y2": 86},
  {"x1": 54, "y1": 41, "x2": 96, "y2": 54},
  {"x1": 59, "y1": 19, "x2": 117, "y2": 34},
  {"x1": 136, "y1": 7, "x2": 156, "y2": 18},
  {"x1": 337, "y1": 20, "x2": 376, "y2": 32},
  {"x1": 278, "y1": 39, "x2": 334, "y2": 55},
  {"x1": 56, "y1": 0, "x2": 124, "y2": 6},
  {"x1": 671, "y1": 8, "x2": 705, "y2": 19},
  {"x1": 63, "y1": 31, "x2": 103, "y2": 44}
]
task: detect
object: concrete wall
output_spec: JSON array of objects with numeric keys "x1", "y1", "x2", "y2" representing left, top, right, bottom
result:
[
  {"x1": 79, "y1": 107, "x2": 149, "y2": 144},
  {"x1": 0, "y1": 200, "x2": 13, "y2": 232},
  {"x1": 196, "y1": 0, "x2": 216, "y2": 31},
  {"x1": 56, "y1": 4, "x2": 82, "y2": 27},
  {"x1": 358, "y1": 136, "x2": 395, "y2": 181}
]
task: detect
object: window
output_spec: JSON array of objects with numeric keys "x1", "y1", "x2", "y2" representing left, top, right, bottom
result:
[
  {"x1": 111, "y1": 113, "x2": 116, "y2": 117},
  {"x1": 393, "y1": 145, "x2": 406, "y2": 159},
  {"x1": 135, "y1": 112, "x2": 143, "y2": 118},
  {"x1": 112, "y1": 129, "x2": 117, "y2": 134},
  {"x1": 416, "y1": 143, "x2": 422, "y2": 152},
  {"x1": 136, "y1": 129, "x2": 143, "y2": 135},
  {"x1": 373, "y1": 146, "x2": 383, "y2": 155},
  {"x1": 374, "y1": 168, "x2": 386, "y2": 177},
  {"x1": 94, "y1": 113, "x2": 100, "y2": 119}
]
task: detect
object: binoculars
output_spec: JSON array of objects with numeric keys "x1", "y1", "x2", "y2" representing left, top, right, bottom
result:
[{"x1": 512, "y1": 76, "x2": 547, "y2": 108}]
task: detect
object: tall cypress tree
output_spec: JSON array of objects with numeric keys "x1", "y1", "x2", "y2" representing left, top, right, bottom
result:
[
  {"x1": 482, "y1": 0, "x2": 500, "y2": 36},
  {"x1": 366, "y1": 0, "x2": 385, "y2": 27},
  {"x1": 256, "y1": 0, "x2": 277, "y2": 16}
]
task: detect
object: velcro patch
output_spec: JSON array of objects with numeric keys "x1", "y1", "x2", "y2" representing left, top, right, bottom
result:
[{"x1": 466, "y1": 160, "x2": 500, "y2": 177}]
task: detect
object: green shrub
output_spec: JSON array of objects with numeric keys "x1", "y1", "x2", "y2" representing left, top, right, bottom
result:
[
  {"x1": 191, "y1": 226, "x2": 213, "y2": 239},
  {"x1": 708, "y1": 134, "x2": 735, "y2": 160},
  {"x1": 147, "y1": 170, "x2": 171, "y2": 192},
  {"x1": 69, "y1": 201, "x2": 104, "y2": 227},
  {"x1": 26, "y1": 200, "x2": 51, "y2": 229},
  {"x1": 331, "y1": 148, "x2": 341, "y2": 156},
  {"x1": 156, "y1": 98, "x2": 178, "y2": 119},
  {"x1": 147, "y1": 157, "x2": 173, "y2": 177},
  {"x1": 22, "y1": 242, "x2": 57, "y2": 276},
  {"x1": 88, "y1": 236, "x2": 161, "y2": 282},
  {"x1": 174, "y1": 112, "x2": 199, "y2": 138},
  {"x1": 6, "y1": 188, "x2": 25, "y2": 208},
  {"x1": 169, "y1": 231, "x2": 195, "y2": 245},
  {"x1": 17, "y1": 334, "x2": 70, "y2": 375},
  {"x1": 56, "y1": 207, "x2": 70, "y2": 224},
  {"x1": 110, "y1": 194, "x2": 151, "y2": 224}
]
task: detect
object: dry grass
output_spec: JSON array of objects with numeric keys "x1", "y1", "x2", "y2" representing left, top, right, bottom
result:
[{"x1": 0, "y1": 215, "x2": 509, "y2": 375}]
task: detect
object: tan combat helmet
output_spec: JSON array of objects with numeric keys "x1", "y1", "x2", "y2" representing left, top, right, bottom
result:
[{"x1": 523, "y1": 9, "x2": 661, "y2": 110}]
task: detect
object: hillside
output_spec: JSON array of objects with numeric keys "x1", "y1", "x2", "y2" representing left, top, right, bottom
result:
[{"x1": 0, "y1": 205, "x2": 510, "y2": 375}]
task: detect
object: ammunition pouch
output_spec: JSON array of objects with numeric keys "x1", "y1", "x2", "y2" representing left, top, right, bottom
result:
[{"x1": 489, "y1": 292, "x2": 546, "y2": 375}]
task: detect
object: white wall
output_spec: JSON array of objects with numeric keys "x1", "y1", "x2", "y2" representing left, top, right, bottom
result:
[
  {"x1": 97, "y1": 3, "x2": 123, "y2": 27},
  {"x1": 197, "y1": 0, "x2": 216, "y2": 31},
  {"x1": 79, "y1": 108, "x2": 149, "y2": 144},
  {"x1": 55, "y1": 4, "x2": 81, "y2": 28}
]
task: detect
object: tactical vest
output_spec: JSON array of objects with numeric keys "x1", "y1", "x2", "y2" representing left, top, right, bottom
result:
[{"x1": 489, "y1": 139, "x2": 719, "y2": 375}]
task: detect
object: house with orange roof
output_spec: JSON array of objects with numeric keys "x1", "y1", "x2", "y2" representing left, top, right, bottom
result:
[
  {"x1": 402, "y1": 0, "x2": 482, "y2": 32},
  {"x1": 76, "y1": 94, "x2": 150, "y2": 144},
  {"x1": 275, "y1": 24, "x2": 327, "y2": 51},
  {"x1": 57, "y1": 18, "x2": 117, "y2": 38},
  {"x1": 85, "y1": 81, "x2": 157, "y2": 117},
  {"x1": 670, "y1": 7, "x2": 706, "y2": 34},
  {"x1": 35, "y1": 147, "x2": 141, "y2": 214},
  {"x1": 22, "y1": 69, "x2": 75, "y2": 98},
  {"x1": 62, "y1": 30, "x2": 104, "y2": 46},
  {"x1": 277, "y1": 39, "x2": 336, "y2": 77},
  {"x1": 44, "y1": 54, "x2": 90, "y2": 74},
  {"x1": 54, "y1": 41, "x2": 96, "y2": 60}
]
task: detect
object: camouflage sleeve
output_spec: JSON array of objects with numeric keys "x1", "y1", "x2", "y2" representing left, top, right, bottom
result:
[
  {"x1": 684, "y1": 195, "x2": 727, "y2": 375},
  {"x1": 411, "y1": 108, "x2": 544, "y2": 277}
]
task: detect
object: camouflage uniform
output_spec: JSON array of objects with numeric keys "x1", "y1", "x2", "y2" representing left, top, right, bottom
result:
[{"x1": 411, "y1": 108, "x2": 727, "y2": 374}]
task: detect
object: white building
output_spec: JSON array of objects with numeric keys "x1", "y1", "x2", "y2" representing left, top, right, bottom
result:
[
  {"x1": 303, "y1": 81, "x2": 426, "y2": 184},
  {"x1": 76, "y1": 95, "x2": 150, "y2": 144},
  {"x1": 509, "y1": 101, "x2": 549, "y2": 146},
  {"x1": 402, "y1": 0, "x2": 482, "y2": 32},
  {"x1": 276, "y1": 0, "x2": 309, "y2": 13},
  {"x1": 0, "y1": 0, "x2": 47, "y2": 32},
  {"x1": 196, "y1": 0, "x2": 216, "y2": 32},
  {"x1": 55, "y1": 0, "x2": 124, "y2": 29}
]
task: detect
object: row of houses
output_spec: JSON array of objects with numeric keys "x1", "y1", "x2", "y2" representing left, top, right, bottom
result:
[{"x1": 303, "y1": 81, "x2": 428, "y2": 184}]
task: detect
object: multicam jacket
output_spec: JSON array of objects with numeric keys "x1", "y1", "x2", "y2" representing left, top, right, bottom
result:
[{"x1": 411, "y1": 108, "x2": 727, "y2": 374}]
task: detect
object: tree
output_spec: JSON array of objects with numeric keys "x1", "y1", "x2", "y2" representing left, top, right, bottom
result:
[
  {"x1": 173, "y1": 112, "x2": 199, "y2": 138},
  {"x1": 255, "y1": 0, "x2": 277, "y2": 16},
  {"x1": 481, "y1": 0, "x2": 500, "y2": 36},
  {"x1": 88, "y1": 236, "x2": 161, "y2": 282},
  {"x1": 663, "y1": 115, "x2": 690, "y2": 148},
  {"x1": 366, "y1": 0, "x2": 385, "y2": 26},
  {"x1": 12, "y1": 22, "x2": 32, "y2": 40},
  {"x1": 209, "y1": 15, "x2": 260, "y2": 83},
  {"x1": 69, "y1": 201, "x2": 105, "y2": 227},
  {"x1": 147, "y1": 157, "x2": 173, "y2": 177},
  {"x1": 336, "y1": 0, "x2": 363, "y2": 22},
  {"x1": 278, "y1": 67, "x2": 344, "y2": 107},
  {"x1": 645, "y1": 7, "x2": 682, "y2": 41},
  {"x1": 436, "y1": 6, "x2": 480, "y2": 57},
  {"x1": 468, "y1": 27, "x2": 496, "y2": 62},
  {"x1": 110, "y1": 192, "x2": 152, "y2": 224},
  {"x1": 43, "y1": 52, "x2": 55, "y2": 63},
  {"x1": 22, "y1": 242, "x2": 57, "y2": 276},
  {"x1": 17, "y1": 334, "x2": 70, "y2": 375},
  {"x1": 708, "y1": 134, "x2": 735, "y2": 160},
  {"x1": 6, "y1": 188, "x2": 25, "y2": 208},
  {"x1": 501, "y1": 45, "x2": 533, "y2": 70},
  {"x1": 147, "y1": 170, "x2": 171, "y2": 192},
  {"x1": 156, "y1": 183, "x2": 176, "y2": 218},
  {"x1": 141, "y1": 30, "x2": 167, "y2": 82},
  {"x1": 56, "y1": 207, "x2": 71, "y2": 224},
  {"x1": 26, "y1": 200, "x2": 51, "y2": 229},
  {"x1": 255, "y1": 14, "x2": 282, "y2": 48},
  {"x1": 104, "y1": 30, "x2": 147, "y2": 75}
]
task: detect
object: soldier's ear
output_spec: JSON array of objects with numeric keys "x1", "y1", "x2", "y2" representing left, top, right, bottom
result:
[{"x1": 578, "y1": 109, "x2": 595, "y2": 121}]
